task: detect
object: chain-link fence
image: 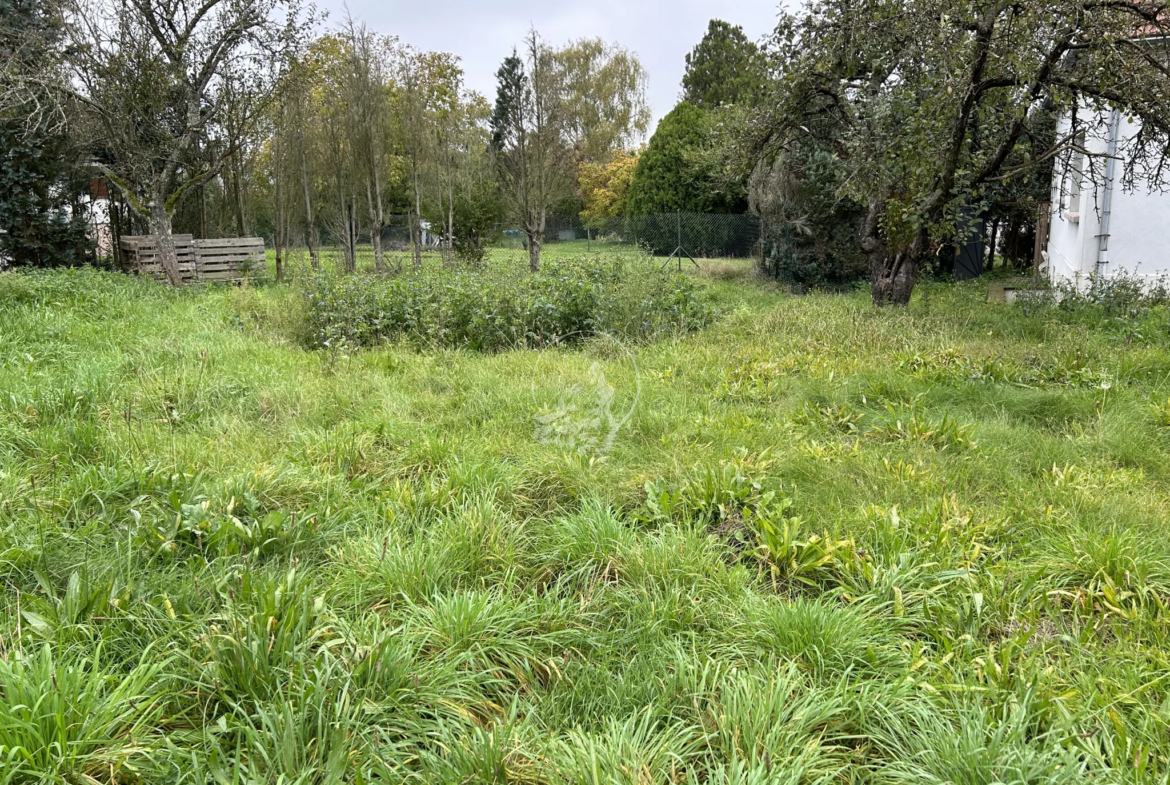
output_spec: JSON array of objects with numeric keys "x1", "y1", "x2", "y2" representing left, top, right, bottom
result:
[
  {"x1": 276, "y1": 212, "x2": 763, "y2": 275},
  {"x1": 537, "y1": 213, "x2": 761, "y2": 260}
]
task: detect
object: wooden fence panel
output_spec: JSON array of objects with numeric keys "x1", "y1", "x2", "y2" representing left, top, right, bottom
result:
[{"x1": 119, "y1": 235, "x2": 265, "y2": 282}]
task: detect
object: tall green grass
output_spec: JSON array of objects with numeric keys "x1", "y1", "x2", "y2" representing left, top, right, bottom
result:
[
  {"x1": 300, "y1": 255, "x2": 716, "y2": 352},
  {"x1": 3, "y1": 265, "x2": 1170, "y2": 781}
]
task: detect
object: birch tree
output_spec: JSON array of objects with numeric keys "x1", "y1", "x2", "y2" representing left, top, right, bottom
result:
[
  {"x1": 490, "y1": 32, "x2": 573, "y2": 272},
  {"x1": 491, "y1": 31, "x2": 649, "y2": 271}
]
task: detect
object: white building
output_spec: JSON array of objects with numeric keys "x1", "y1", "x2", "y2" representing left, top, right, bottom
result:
[{"x1": 1045, "y1": 109, "x2": 1170, "y2": 289}]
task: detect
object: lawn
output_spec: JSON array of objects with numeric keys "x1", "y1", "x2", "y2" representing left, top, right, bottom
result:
[{"x1": 2, "y1": 258, "x2": 1170, "y2": 783}]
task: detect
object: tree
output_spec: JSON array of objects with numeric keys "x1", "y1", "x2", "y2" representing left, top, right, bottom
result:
[
  {"x1": 341, "y1": 21, "x2": 395, "y2": 272},
  {"x1": 682, "y1": 20, "x2": 765, "y2": 108},
  {"x1": 555, "y1": 39, "x2": 651, "y2": 162},
  {"x1": 274, "y1": 52, "x2": 322, "y2": 269},
  {"x1": 0, "y1": 0, "x2": 90, "y2": 267},
  {"x1": 750, "y1": 142, "x2": 868, "y2": 288},
  {"x1": 492, "y1": 30, "x2": 650, "y2": 272},
  {"x1": 626, "y1": 102, "x2": 747, "y2": 216},
  {"x1": 579, "y1": 149, "x2": 639, "y2": 221},
  {"x1": 755, "y1": 0, "x2": 1170, "y2": 306},
  {"x1": 397, "y1": 46, "x2": 463, "y2": 270},
  {"x1": 490, "y1": 33, "x2": 573, "y2": 272},
  {"x1": 65, "y1": 0, "x2": 306, "y2": 285}
]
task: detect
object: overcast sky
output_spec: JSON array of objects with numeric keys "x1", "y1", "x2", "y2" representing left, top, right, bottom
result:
[{"x1": 323, "y1": 0, "x2": 782, "y2": 134}]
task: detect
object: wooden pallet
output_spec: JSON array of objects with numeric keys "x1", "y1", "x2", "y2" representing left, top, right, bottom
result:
[
  {"x1": 119, "y1": 234, "x2": 198, "y2": 281},
  {"x1": 119, "y1": 235, "x2": 265, "y2": 282},
  {"x1": 194, "y1": 237, "x2": 266, "y2": 281}
]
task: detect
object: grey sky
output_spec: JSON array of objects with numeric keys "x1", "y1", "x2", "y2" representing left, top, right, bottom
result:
[{"x1": 325, "y1": 0, "x2": 782, "y2": 134}]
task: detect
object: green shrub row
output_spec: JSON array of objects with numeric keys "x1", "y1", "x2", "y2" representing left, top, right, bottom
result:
[{"x1": 301, "y1": 256, "x2": 716, "y2": 352}]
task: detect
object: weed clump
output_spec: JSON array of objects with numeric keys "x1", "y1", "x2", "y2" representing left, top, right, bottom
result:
[{"x1": 301, "y1": 256, "x2": 715, "y2": 352}]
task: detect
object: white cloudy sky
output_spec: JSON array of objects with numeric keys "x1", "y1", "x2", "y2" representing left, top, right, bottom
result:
[{"x1": 321, "y1": 0, "x2": 782, "y2": 133}]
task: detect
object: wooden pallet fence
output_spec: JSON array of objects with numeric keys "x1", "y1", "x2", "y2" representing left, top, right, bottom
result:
[
  {"x1": 119, "y1": 234, "x2": 198, "y2": 281},
  {"x1": 119, "y1": 235, "x2": 265, "y2": 282}
]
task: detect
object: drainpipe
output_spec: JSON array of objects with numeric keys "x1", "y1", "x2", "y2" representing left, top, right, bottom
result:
[{"x1": 1096, "y1": 109, "x2": 1122, "y2": 272}]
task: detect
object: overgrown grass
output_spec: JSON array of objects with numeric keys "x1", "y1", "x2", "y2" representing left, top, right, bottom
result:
[
  {"x1": 300, "y1": 255, "x2": 715, "y2": 352},
  {"x1": 3, "y1": 264, "x2": 1170, "y2": 782}
]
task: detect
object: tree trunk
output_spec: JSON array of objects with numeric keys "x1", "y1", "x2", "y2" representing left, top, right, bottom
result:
[
  {"x1": 988, "y1": 217, "x2": 1000, "y2": 272},
  {"x1": 299, "y1": 139, "x2": 318, "y2": 270},
  {"x1": 110, "y1": 196, "x2": 124, "y2": 270},
  {"x1": 369, "y1": 172, "x2": 385, "y2": 273},
  {"x1": 346, "y1": 201, "x2": 357, "y2": 273},
  {"x1": 446, "y1": 170, "x2": 455, "y2": 269},
  {"x1": 274, "y1": 199, "x2": 284, "y2": 281},
  {"x1": 861, "y1": 201, "x2": 919, "y2": 307},
  {"x1": 274, "y1": 150, "x2": 284, "y2": 281},
  {"x1": 232, "y1": 150, "x2": 247, "y2": 237},
  {"x1": 527, "y1": 227, "x2": 542, "y2": 273},
  {"x1": 412, "y1": 167, "x2": 423, "y2": 271},
  {"x1": 443, "y1": 151, "x2": 455, "y2": 269},
  {"x1": 869, "y1": 249, "x2": 919, "y2": 306},
  {"x1": 149, "y1": 200, "x2": 184, "y2": 287}
]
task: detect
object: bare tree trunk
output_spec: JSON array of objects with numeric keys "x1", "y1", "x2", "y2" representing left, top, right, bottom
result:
[
  {"x1": 437, "y1": 181, "x2": 451, "y2": 269},
  {"x1": 527, "y1": 233, "x2": 542, "y2": 272},
  {"x1": 149, "y1": 199, "x2": 184, "y2": 287},
  {"x1": 274, "y1": 132, "x2": 285, "y2": 281},
  {"x1": 526, "y1": 207, "x2": 546, "y2": 272},
  {"x1": 445, "y1": 157, "x2": 455, "y2": 268},
  {"x1": 110, "y1": 196, "x2": 124, "y2": 270},
  {"x1": 274, "y1": 195, "x2": 284, "y2": 282},
  {"x1": 411, "y1": 166, "x2": 423, "y2": 271},
  {"x1": 232, "y1": 150, "x2": 247, "y2": 237},
  {"x1": 367, "y1": 176, "x2": 384, "y2": 272},
  {"x1": 988, "y1": 217, "x2": 1000, "y2": 272},
  {"x1": 299, "y1": 139, "x2": 319, "y2": 270},
  {"x1": 346, "y1": 201, "x2": 357, "y2": 273}
]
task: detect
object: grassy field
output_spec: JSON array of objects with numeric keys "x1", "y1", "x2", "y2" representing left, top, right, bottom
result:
[
  {"x1": 3, "y1": 258, "x2": 1170, "y2": 783},
  {"x1": 268, "y1": 240, "x2": 731, "y2": 277}
]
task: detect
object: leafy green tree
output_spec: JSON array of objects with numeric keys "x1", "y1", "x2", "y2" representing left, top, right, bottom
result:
[
  {"x1": 751, "y1": 142, "x2": 867, "y2": 288},
  {"x1": 682, "y1": 20, "x2": 765, "y2": 108},
  {"x1": 580, "y1": 149, "x2": 639, "y2": 221},
  {"x1": 490, "y1": 37, "x2": 572, "y2": 272},
  {"x1": 556, "y1": 38, "x2": 651, "y2": 162},
  {"x1": 754, "y1": 0, "x2": 1170, "y2": 305},
  {"x1": 0, "y1": 0, "x2": 90, "y2": 267},
  {"x1": 64, "y1": 0, "x2": 307, "y2": 286},
  {"x1": 492, "y1": 32, "x2": 650, "y2": 271},
  {"x1": 626, "y1": 102, "x2": 746, "y2": 216}
]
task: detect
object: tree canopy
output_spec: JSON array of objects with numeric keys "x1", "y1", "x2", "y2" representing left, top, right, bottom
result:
[
  {"x1": 0, "y1": 0, "x2": 89, "y2": 267},
  {"x1": 627, "y1": 102, "x2": 746, "y2": 216},
  {"x1": 579, "y1": 149, "x2": 639, "y2": 221},
  {"x1": 65, "y1": 0, "x2": 308, "y2": 284},
  {"x1": 491, "y1": 31, "x2": 649, "y2": 270},
  {"x1": 682, "y1": 20, "x2": 765, "y2": 109},
  {"x1": 752, "y1": 0, "x2": 1170, "y2": 305}
]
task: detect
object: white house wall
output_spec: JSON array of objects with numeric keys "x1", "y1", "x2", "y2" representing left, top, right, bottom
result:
[
  {"x1": 1101, "y1": 181, "x2": 1170, "y2": 281},
  {"x1": 1047, "y1": 111, "x2": 1170, "y2": 289}
]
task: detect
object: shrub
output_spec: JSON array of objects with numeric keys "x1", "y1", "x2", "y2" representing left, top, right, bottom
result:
[
  {"x1": 301, "y1": 256, "x2": 716, "y2": 352},
  {"x1": 626, "y1": 102, "x2": 747, "y2": 219},
  {"x1": 753, "y1": 147, "x2": 869, "y2": 290},
  {"x1": 1020, "y1": 270, "x2": 1170, "y2": 328}
]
